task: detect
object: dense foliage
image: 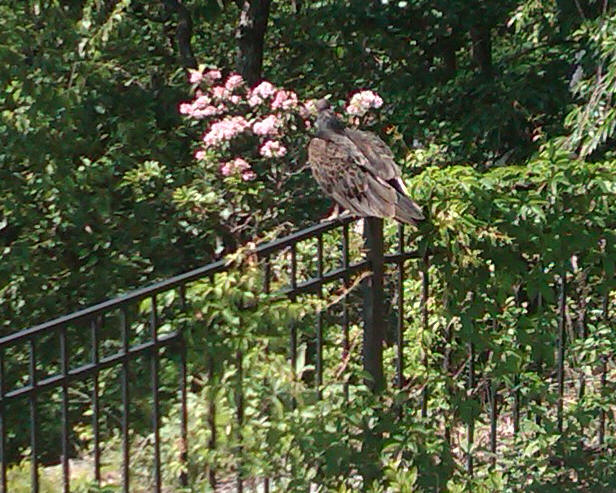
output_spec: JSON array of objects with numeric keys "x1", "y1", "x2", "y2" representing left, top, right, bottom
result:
[{"x1": 3, "y1": 0, "x2": 616, "y2": 491}]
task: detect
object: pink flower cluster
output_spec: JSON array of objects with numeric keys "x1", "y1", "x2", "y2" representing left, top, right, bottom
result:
[
  {"x1": 179, "y1": 92, "x2": 225, "y2": 119},
  {"x1": 220, "y1": 157, "x2": 256, "y2": 181},
  {"x1": 189, "y1": 68, "x2": 222, "y2": 85},
  {"x1": 252, "y1": 114, "x2": 281, "y2": 136},
  {"x1": 181, "y1": 64, "x2": 386, "y2": 185},
  {"x1": 248, "y1": 81, "x2": 277, "y2": 106},
  {"x1": 203, "y1": 116, "x2": 251, "y2": 148},
  {"x1": 346, "y1": 90, "x2": 384, "y2": 117},
  {"x1": 259, "y1": 140, "x2": 287, "y2": 158},
  {"x1": 271, "y1": 90, "x2": 298, "y2": 110},
  {"x1": 225, "y1": 74, "x2": 244, "y2": 91}
]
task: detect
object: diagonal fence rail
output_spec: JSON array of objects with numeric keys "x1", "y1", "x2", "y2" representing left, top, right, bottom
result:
[{"x1": 0, "y1": 217, "x2": 613, "y2": 491}]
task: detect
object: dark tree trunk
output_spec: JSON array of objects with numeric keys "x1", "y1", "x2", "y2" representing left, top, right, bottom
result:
[
  {"x1": 441, "y1": 31, "x2": 457, "y2": 79},
  {"x1": 236, "y1": 0, "x2": 271, "y2": 86},
  {"x1": 163, "y1": 0, "x2": 197, "y2": 69},
  {"x1": 471, "y1": 24, "x2": 492, "y2": 77}
]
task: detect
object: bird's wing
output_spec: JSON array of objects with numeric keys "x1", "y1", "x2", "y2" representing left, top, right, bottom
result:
[
  {"x1": 308, "y1": 135, "x2": 399, "y2": 219},
  {"x1": 344, "y1": 129, "x2": 401, "y2": 182},
  {"x1": 345, "y1": 129, "x2": 424, "y2": 221}
]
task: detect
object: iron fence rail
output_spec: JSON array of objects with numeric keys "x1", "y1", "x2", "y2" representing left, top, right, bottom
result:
[{"x1": 0, "y1": 216, "x2": 612, "y2": 492}]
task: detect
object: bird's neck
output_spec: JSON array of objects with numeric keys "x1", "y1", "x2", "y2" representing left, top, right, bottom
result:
[{"x1": 316, "y1": 116, "x2": 346, "y2": 138}]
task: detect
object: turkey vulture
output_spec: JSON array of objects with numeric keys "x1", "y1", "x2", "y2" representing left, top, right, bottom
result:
[{"x1": 308, "y1": 99, "x2": 424, "y2": 225}]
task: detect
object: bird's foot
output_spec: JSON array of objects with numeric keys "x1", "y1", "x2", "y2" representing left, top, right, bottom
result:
[{"x1": 321, "y1": 205, "x2": 351, "y2": 223}]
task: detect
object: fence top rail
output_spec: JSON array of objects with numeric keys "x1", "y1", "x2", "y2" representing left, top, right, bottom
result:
[{"x1": 1, "y1": 216, "x2": 357, "y2": 348}]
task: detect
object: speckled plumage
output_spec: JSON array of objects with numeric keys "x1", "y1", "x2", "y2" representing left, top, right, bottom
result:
[{"x1": 308, "y1": 100, "x2": 424, "y2": 225}]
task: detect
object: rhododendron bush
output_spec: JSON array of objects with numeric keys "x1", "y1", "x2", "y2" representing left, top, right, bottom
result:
[{"x1": 175, "y1": 66, "x2": 385, "y2": 245}]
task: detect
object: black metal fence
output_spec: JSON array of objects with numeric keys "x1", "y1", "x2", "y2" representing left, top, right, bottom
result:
[{"x1": 0, "y1": 217, "x2": 612, "y2": 491}]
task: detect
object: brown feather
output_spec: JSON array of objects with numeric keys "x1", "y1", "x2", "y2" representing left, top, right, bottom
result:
[{"x1": 308, "y1": 104, "x2": 424, "y2": 225}]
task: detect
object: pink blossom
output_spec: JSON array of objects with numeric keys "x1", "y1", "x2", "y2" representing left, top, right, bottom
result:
[
  {"x1": 179, "y1": 102, "x2": 193, "y2": 115},
  {"x1": 346, "y1": 90, "x2": 383, "y2": 117},
  {"x1": 300, "y1": 99, "x2": 318, "y2": 118},
  {"x1": 193, "y1": 94, "x2": 212, "y2": 108},
  {"x1": 248, "y1": 94, "x2": 264, "y2": 107},
  {"x1": 229, "y1": 95, "x2": 242, "y2": 105},
  {"x1": 260, "y1": 140, "x2": 287, "y2": 158},
  {"x1": 179, "y1": 92, "x2": 223, "y2": 119},
  {"x1": 271, "y1": 90, "x2": 298, "y2": 110},
  {"x1": 191, "y1": 105, "x2": 224, "y2": 119},
  {"x1": 204, "y1": 69, "x2": 222, "y2": 84},
  {"x1": 203, "y1": 116, "x2": 251, "y2": 148},
  {"x1": 248, "y1": 81, "x2": 277, "y2": 107},
  {"x1": 188, "y1": 69, "x2": 204, "y2": 84},
  {"x1": 241, "y1": 170, "x2": 257, "y2": 181},
  {"x1": 225, "y1": 74, "x2": 244, "y2": 91},
  {"x1": 252, "y1": 81, "x2": 277, "y2": 99},
  {"x1": 252, "y1": 114, "x2": 281, "y2": 136},
  {"x1": 219, "y1": 157, "x2": 253, "y2": 178},
  {"x1": 211, "y1": 86, "x2": 230, "y2": 101},
  {"x1": 194, "y1": 149, "x2": 206, "y2": 160},
  {"x1": 233, "y1": 157, "x2": 251, "y2": 172},
  {"x1": 220, "y1": 162, "x2": 234, "y2": 176}
]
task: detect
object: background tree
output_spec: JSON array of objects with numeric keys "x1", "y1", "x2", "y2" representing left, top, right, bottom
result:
[{"x1": 3, "y1": 2, "x2": 616, "y2": 487}]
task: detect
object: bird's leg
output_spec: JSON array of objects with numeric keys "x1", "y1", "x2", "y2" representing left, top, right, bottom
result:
[
  {"x1": 321, "y1": 203, "x2": 351, "y2": 223},
  {"x1": 321, "y1": 203, "x2": 339, "y2": 222}
]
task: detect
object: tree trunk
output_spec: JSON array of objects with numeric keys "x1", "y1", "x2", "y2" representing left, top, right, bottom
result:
[
  {"x1": 441, "y1": 32, "x2": 457, "y2": 79},
  {"x1": 471, "y1": 24, "x2": 492, "y2": 77},
  {"x1": 163, "y1": 0, "x2": 197, "y2": 69},
  {"x1": 236, "y1": 0, "x2": 271, "y2": 86}
]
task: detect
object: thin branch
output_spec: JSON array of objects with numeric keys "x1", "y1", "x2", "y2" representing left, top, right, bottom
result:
[{"x1": 573, "y1": 0, "x2": 587, "y2": 20}]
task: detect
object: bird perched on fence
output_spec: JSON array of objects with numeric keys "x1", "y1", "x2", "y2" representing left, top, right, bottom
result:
[{"x1": 308, "y1": 99, "x2": 424, "y2": 225}]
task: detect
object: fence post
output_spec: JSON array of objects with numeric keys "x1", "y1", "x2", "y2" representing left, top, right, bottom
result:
[
  {"x1": 360, "y1": 217, "x2": 386, "y2": 487},
  {"x1": 362, "y1": 217, "x2": 385, "y2": 393}
]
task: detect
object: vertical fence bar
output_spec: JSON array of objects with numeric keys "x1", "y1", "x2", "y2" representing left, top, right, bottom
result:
[
  {"x1": 513, "y1": 374, "x2": 520, "y2": 436},
  {"x1": 342, "y1": 223, "x2": 350, "y2": 401},
  {"x1": 316, "y1": 234, "x2": 324, "y2": 398},
  {"x1": 577, "y1": 284, "x2": 588, "y2": 403},
  {"x1": 421, "y1": 253, "x2": 429, "y2": 417},
  {"x1": 236, "y1": 348, "x2": 244, "y2": 493},
  {"x1": 262, "y1": 258, "x2": 271, "y2": 492},
  {"x1": 443, "y1": 315, "x2": 453, "y2": 447},
  {"x1": 290, "y1": 244, "x2": 298, "y2": 408},
  {"x1": 362, "y1": 217, "x2": 385, "y2": 393},
  {"x1": 60, "y1": 326, "x2": 70, "y2": 493},
  {"x1": 91, "y1": 318, "x2": 101, "y2": 485},
  {"x1": 178, "y1": 343, "x2": 188, "y2": 486},
  {"x1": 150, "y1": 296, "x2": 161, "y2": 492},
  {"x1": 263, "y1": 255, "x2": 271, "y2": 294},
  {"x1": 535, "y1": 290, "x2": 544, "y2": 428},
  {"x1": 489, "y1": 378, "x2": 497, "y2": 469},
  {"x1": 120, "y1": 308, "x2": 130, "y2": 493},
  {"x1": 179, "y1": 286, "x2": 188, "y2": 488},
  {"x1": 396, "y1": 224, "x2": 405, "y2": 395},
  {"x1": 557, "y1": 270, "x2": 567, "y2": 435},
  {"x1": 467, "y1": 341, "x2": 475, "y2": 477},
  {"x1": 0, "y1": 349, "x2": 6, "y2": 493},
  {"x1": 29, "y1": 339, "x2": 39, "y2": 493},
  {"x1": 290, "y1": 242, "x2": 297, "y2": 292},
  {"x1": 599, "y1": 291, "x2": 609, "y2": 446},
  {"x1": 599, "y1": 355, "x2": 608, "y2": 445},
  {"x1": 513, "y1": 289, "x2": 521, "y2": 437},
  {"x1": 208, "y1": 355, "x2": 217, "y2": 490}
]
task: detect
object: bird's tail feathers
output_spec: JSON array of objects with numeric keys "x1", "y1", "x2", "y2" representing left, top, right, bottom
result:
[{"x1": 394, "y1": 194, "x2": 425, "y2": 225}]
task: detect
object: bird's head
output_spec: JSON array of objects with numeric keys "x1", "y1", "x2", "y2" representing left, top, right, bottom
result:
[{"x1": 315, "y1": 98, "x2": 345, "y2": 136}]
